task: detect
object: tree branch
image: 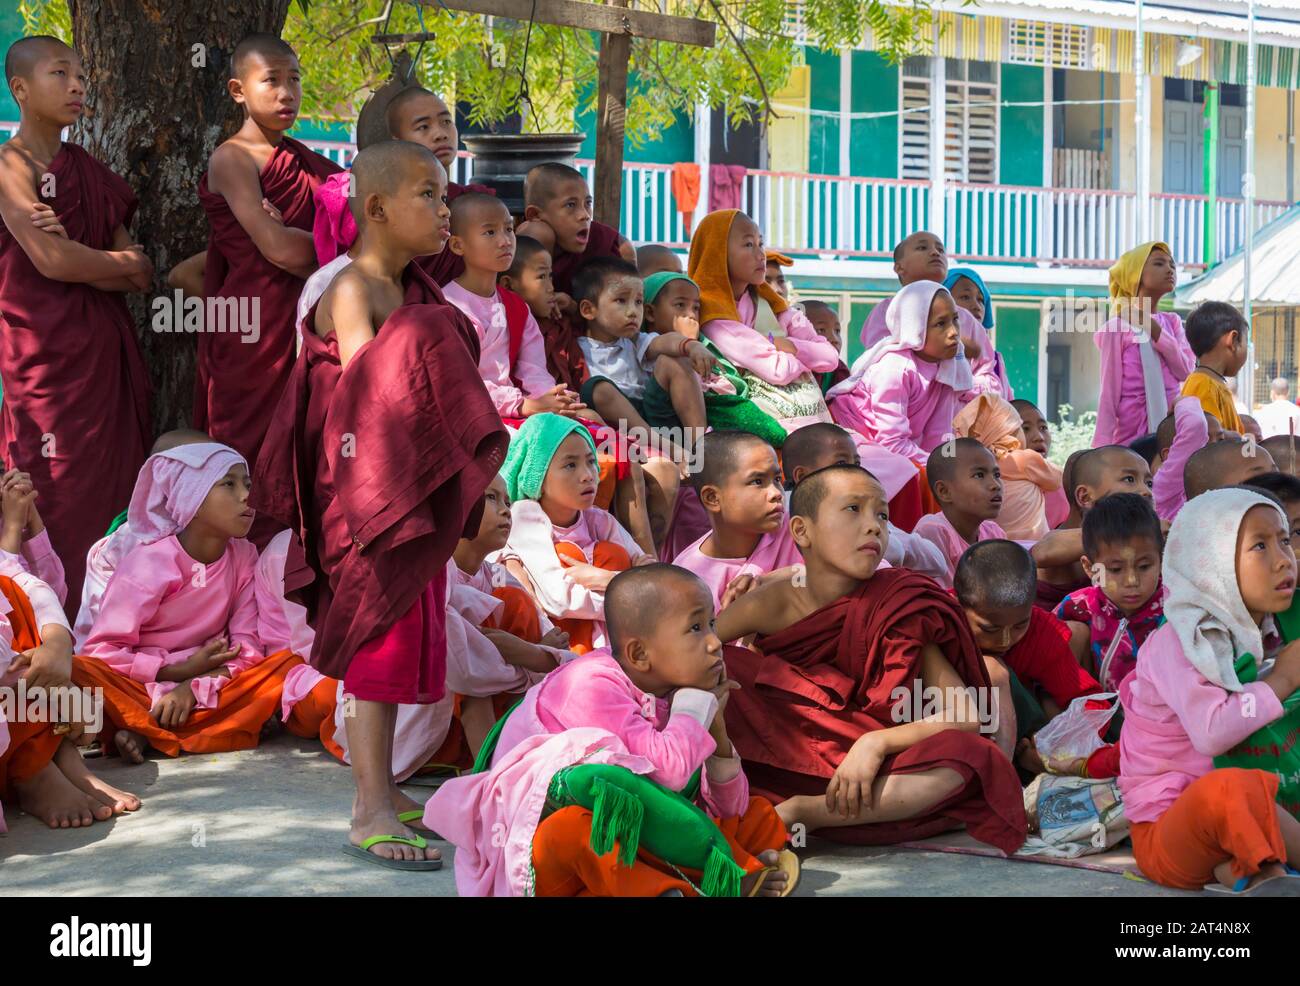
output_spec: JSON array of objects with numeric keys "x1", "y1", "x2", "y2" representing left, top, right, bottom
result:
[{"x1": 706, "y1": 0, "x2": 782, "y2": 128}]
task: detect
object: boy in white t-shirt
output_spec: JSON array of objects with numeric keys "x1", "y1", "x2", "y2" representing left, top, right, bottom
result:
[{"x1": 573, "y1": 256, "x2": 715, "y2": 445}]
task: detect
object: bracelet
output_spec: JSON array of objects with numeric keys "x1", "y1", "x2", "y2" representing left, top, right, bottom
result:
[{"x1": 678, "y1": 336, "x2": 693, "y2": 357}]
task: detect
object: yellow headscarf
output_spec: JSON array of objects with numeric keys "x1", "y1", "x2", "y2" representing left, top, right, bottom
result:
[
  {"x1": 688, "y1": 209, "x2": 789, "y2": 325},
  {"x1": 1108, "y1": 240, "x2": 1171, "y2": 299}
]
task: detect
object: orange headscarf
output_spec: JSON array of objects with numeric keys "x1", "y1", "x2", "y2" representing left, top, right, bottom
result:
[{"x1": 688, "y1": 209, "x2": 788, "y2": 325}]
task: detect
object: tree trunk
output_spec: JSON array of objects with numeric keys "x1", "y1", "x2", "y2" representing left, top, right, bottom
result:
[{"x1": 68, "y1": 0, "x2": 293, "y2": 433}]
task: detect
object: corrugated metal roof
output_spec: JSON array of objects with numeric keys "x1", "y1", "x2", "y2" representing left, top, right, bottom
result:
[{"x1": 1177, "y1": 205, "x2": 1300, "y2": 307}]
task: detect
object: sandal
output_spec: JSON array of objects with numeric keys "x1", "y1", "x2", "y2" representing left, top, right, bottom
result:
[
  {"x1": 342, "y1": 834, "x2": 442, "y2": 871},
  {"x1": 747, "y1": 849, "x2": 801, "y2": 898}
]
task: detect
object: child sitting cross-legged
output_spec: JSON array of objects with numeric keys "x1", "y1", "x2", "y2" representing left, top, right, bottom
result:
[
  {"x1": 72, "y1": 443, "x2": 300, "y2": 761},
  {"x1": 500, "y1": 414, "x2": 655, "y2": 656},
  {"x1": 713, "y1": 465, "x2": 1026, "y2": 853},
  {"x1": 423, "y1": 563, "x2": 799, "y2": 897},
  {"x1": 1055, "y1": 493, "x2": 1166, "y2": 693},
  {"x1": 911, "y1": 438, "x2": 1007, "y2": 589},
  {"x1": 1120, "y1": 488, "x2": 1300, "y2": 893}
]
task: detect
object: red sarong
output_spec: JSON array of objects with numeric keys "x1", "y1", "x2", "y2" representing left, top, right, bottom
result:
[
  {"x1": 195, "y1": 136, "x2": 340, "y2": 471},
  {"x1": 0, "y1": 144, "x2": 150, "y2": 605},
  {"x1": 723, "y1": 568, "x2": 1027, "y2": 855}
]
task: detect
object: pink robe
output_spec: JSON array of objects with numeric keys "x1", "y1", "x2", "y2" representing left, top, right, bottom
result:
[
  {"x1": 1044, "y1": 485, "x2": 1070, "y2": 529},
  {"x1": 424, "y1": 649, "x2": 741, "y2": 896},
  {"x1": 442, "y1": 281, "x2": 558, "y2": 418},
  {"x1": 831, "y1": 350, "x2": 961, "y2": 468},
  {"x1": 1153, "y1": 396, "x2": 1207, "y2": 523},
  {"x1": 82, "y1": 536, "x2": 266, "y2": 710},
  {"x1": 671, "y1": 524, "x2": 802, "y2": 612},
  {"x1": 1093, "y1": 312, "x2": 1195, "y2": 447},
  {"x1": 500, "y1": 501, "x2": 650, "y2": 650},
  {"x1": 861, "y1": 295, "x2": 1011, "y2": 400},
  {"x1": 701, "y1": 294, "x2": 839, "y2": 431},
  {"x1": 1119, "y1": 620, "x2": 1284, "y2": 824},
  {"x1": 911, "y1": 511, "x2": 1008, "y2": 589}
]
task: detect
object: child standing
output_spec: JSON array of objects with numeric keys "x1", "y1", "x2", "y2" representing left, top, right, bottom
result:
[
  {"x1": 688, "y1": 210, "x2": 839, "y2": 432},
  {"x1": 1120, "y1": 488, "x2": 1300, "y2": 892},
  {"x1": 1055, "y1": 493, "x2": 1165, "y2": 692},
  {"x1": 672, "y1": 431, "x2": 802, "y2": 613},
  {"x1": 955, "y1": 394, "x2": 1061, "y2": 540},
  {"x1": 500, "y1": 414, "x2": 655, "y2": 655},
  {"x1": 1181, "y1": 301, "x2": 1248, "y2": 435},
  {"x1": 1093, "y1": 241, "x2": 1195, "y2": 447},
  {"x1": 912, "y1": 439, "x2": 1008, "y2": 589}
]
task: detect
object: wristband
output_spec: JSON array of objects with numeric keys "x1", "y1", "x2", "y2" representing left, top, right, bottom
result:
[{"x1": 679, "y1": 336, "x2": 693, "y2": 357}]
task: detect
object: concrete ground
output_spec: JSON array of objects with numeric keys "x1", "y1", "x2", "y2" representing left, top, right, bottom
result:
[{"x1": 0, "y1": 735, "x2": 1190, "y2": 897}]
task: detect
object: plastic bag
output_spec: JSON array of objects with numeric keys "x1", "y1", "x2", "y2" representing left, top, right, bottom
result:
[{"x1": 1033, "y1": 692, "x2": 1118, "y2": 775}]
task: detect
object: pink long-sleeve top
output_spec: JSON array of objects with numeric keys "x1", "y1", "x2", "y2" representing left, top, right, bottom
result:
[
  {"x1": 830, "y1": 350, "x2": 961, "y2": 468},
  {"x1": 1118, "y1": 620, "x2": 1285, "y2": 824},
  {"x1": 1093, "y1": 312, "x2": 1195, "y2": 447},
  {"x1": 702, "y1": 292, "x2": 840, "y2": 387},
  {"x1": 443, "y1": 280, "x2": 559, "y2": 419},
  {"x1": 0, "y1": 550, "x2": 70, "y2": 673},
  {"x1": 500, "y1": 501, "x2": 652, "y2": 649},
  {"x1": 672, "y1": 524, "x2": 803, "y2": 613},
  {"x1": 1152, "y1": 396, "x2": 1208, "y2": 523},
  {"x1": 82, "y1": 535, "x2": 267, "y2": 710},
  {"x1": 911, "y1": 511, "x2": 1008, "y2": 590},
  {"x1": 861, "y1": 295, "x2": 1012, "y2": 401},
  {"x1": 493, "y1": 648, "x2": 747, "y2": 818},
  {"x1": 3, "y1": 529, "x2": 67, "y2": 608}
]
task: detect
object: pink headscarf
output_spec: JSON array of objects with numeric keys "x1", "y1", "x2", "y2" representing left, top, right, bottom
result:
[
  {"x1": 313, "y1": 171, "x2": 358, "y2": 266},
  {"x1": 828, "y1": 280, "x2": 974, "y2": 399},
  {"x1": 126, "y1": 442, "x2": 248, "y2": 548}
]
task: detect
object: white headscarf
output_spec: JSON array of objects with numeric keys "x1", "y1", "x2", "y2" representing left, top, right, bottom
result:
[
  {"x1": 827, "y1": 280, "x2": 974, "y2": 400},
  {"x1": 1163, "y1": 487, "x2": 1289, "y2": 691}
]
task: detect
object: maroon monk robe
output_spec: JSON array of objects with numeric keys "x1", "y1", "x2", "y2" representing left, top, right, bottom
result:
[
  {"x1": 254, "y1": 263, "x2": 508, "y2": 684},
  {"x1": 0, "y1": 144, "x2": 151, "y2": 608},
  {"x1": 723, "y1": 568, "x2": 1027, "y2": 855},
  {"x1": 549, "y1": 219, "x2": 623, "y2": 297},
  {"x1": 415, "y1": 181, "x2": 496, "y2": 286},
  {"x1": 536, "y1": 312, "x2": 587, "y2": 393},
  {"x1": 195, "y1": 136, "x2": 340, "y2": 472}
]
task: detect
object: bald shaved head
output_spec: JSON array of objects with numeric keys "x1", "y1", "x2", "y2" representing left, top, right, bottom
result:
[
  {"x1": 524, "y1": 162, "x2": 587, "y2": 209},
  {"x1": 781, "y1": 423, "x2": 857, "y2": 487},
  {"x1": 231, "y1": 33, "x2": 297, "y2": 80},
  {"x1": 150, "y1": 428, "x2": 212, "y2": 455},
  {"x1": 5, "y1": 35, "x2": 70, "y2": 93},
  {"x1": 605, "y1": 564, "x2": 709, "y2": 655},
  {"x1": 1074, "y1": 445, "x2": 1144, "y2": 490},
  {"x1": 349, "y1": 139, "x2": 444, "y2": 224},
  {"x1": 450, "y1": 190, "x2": 509, "y2": 236},
  {"x1": 1184, "y1": 440, "x2": 1277, "y2": 501},
  {"x1": 789, "y1": 463, "x2": 879, "y2": 523}
]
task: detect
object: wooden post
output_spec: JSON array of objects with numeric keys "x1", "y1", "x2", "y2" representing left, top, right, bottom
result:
[{"x1": 594, "y1": 0, "x2": 630, "y2": 228}]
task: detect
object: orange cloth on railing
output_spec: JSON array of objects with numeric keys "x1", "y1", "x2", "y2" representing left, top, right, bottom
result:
[{"x1": 671, "y1": 162, "x2": 701, "y2": 234}]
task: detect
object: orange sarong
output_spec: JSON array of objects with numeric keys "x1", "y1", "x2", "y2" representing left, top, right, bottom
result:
[
  {"x1": 552, "y1": 541, "x2": 632, "y2": 655},
  {"x1": 0, "y1": 574, "x2": 64, "y2": 801},
  {"x1": 71, "y1": 649, "x2": 300, "y2": 758},
  {"x1": 532, "y1": 795, "x2": 787, "y2": 897},
  {"x1": 284, "y1": 673, "x2": 346, "y2": 761},
  {"x1": 1131, "y1": 767, "x2": 1288, "y2": 890}
]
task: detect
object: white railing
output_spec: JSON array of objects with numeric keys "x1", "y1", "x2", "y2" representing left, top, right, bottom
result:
[{"x1": 5, "y1": 123, "x2": 1288, "y2": 270}]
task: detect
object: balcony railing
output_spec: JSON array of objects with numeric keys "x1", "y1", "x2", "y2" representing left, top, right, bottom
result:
[{"x1": 3, "y1": 119, "x2": 1282, "y2": 274}]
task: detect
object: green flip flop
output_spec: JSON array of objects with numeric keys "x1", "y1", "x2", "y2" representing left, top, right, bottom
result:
[
  {"x1": 398, "y1": 808, "x2": 444, "y2": 841},
  {"x1": 342, "y1": 834, "x2": 442, "y2": 871}
]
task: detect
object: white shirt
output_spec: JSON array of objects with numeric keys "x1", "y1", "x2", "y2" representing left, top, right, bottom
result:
[
  {"x1": 1253, "y1": 398, "x2": 1300, "y2": 439},
  {"x1": 578, "y1": 333, "x2": 656, "y2": 400}
]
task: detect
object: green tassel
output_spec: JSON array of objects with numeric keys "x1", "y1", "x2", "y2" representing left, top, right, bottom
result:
[
  {"x1": 588, "y1": 777, "x2": 643, "y2": 867},
  {"x1": 700, "y1": 843, "x2": 745, "y2": 898}
]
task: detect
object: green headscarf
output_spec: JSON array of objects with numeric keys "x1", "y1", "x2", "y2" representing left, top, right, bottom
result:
[
  {"x1": 500, "y1": 413, "x2": 597, "y2": 501},
  {"x1": 642, "y1": 271, "x2": 697, "y2": 305}
]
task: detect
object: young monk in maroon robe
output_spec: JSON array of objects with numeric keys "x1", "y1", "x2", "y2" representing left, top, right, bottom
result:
[
  {"x1": 195, "y1": 33, "x2": 340, "y2": 472},
  {"x1": 255, "y1": 140, "x2": 508, "y2": 870},
  {"x1": 0, "y1": 36, "x2": 152, "y2": 606},
  {"x1": 715, "y1": 464, "x2": 1027, "y2": 854}
]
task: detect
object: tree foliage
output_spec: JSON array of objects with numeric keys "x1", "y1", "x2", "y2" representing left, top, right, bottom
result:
[{"x1": 22, "y1": 0, "x2": 938, "y2": 146}]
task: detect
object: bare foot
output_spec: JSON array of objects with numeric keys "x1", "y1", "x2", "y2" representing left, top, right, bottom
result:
[
  {"x1": 55, "y1": 740, "x2": 141, "y2": 813},
  {"x1": 741, "y1": 850, "x2": 790, "y2": 898},
  {"x1": 349, "y1": 805, "x2": 441, "y2": 863},
  {"x1": 113, "y1": 729, "x2": 146, "y2": 764},
  {"x1": 15, "y1": 762, "x2": 109, "y2": 827}
]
